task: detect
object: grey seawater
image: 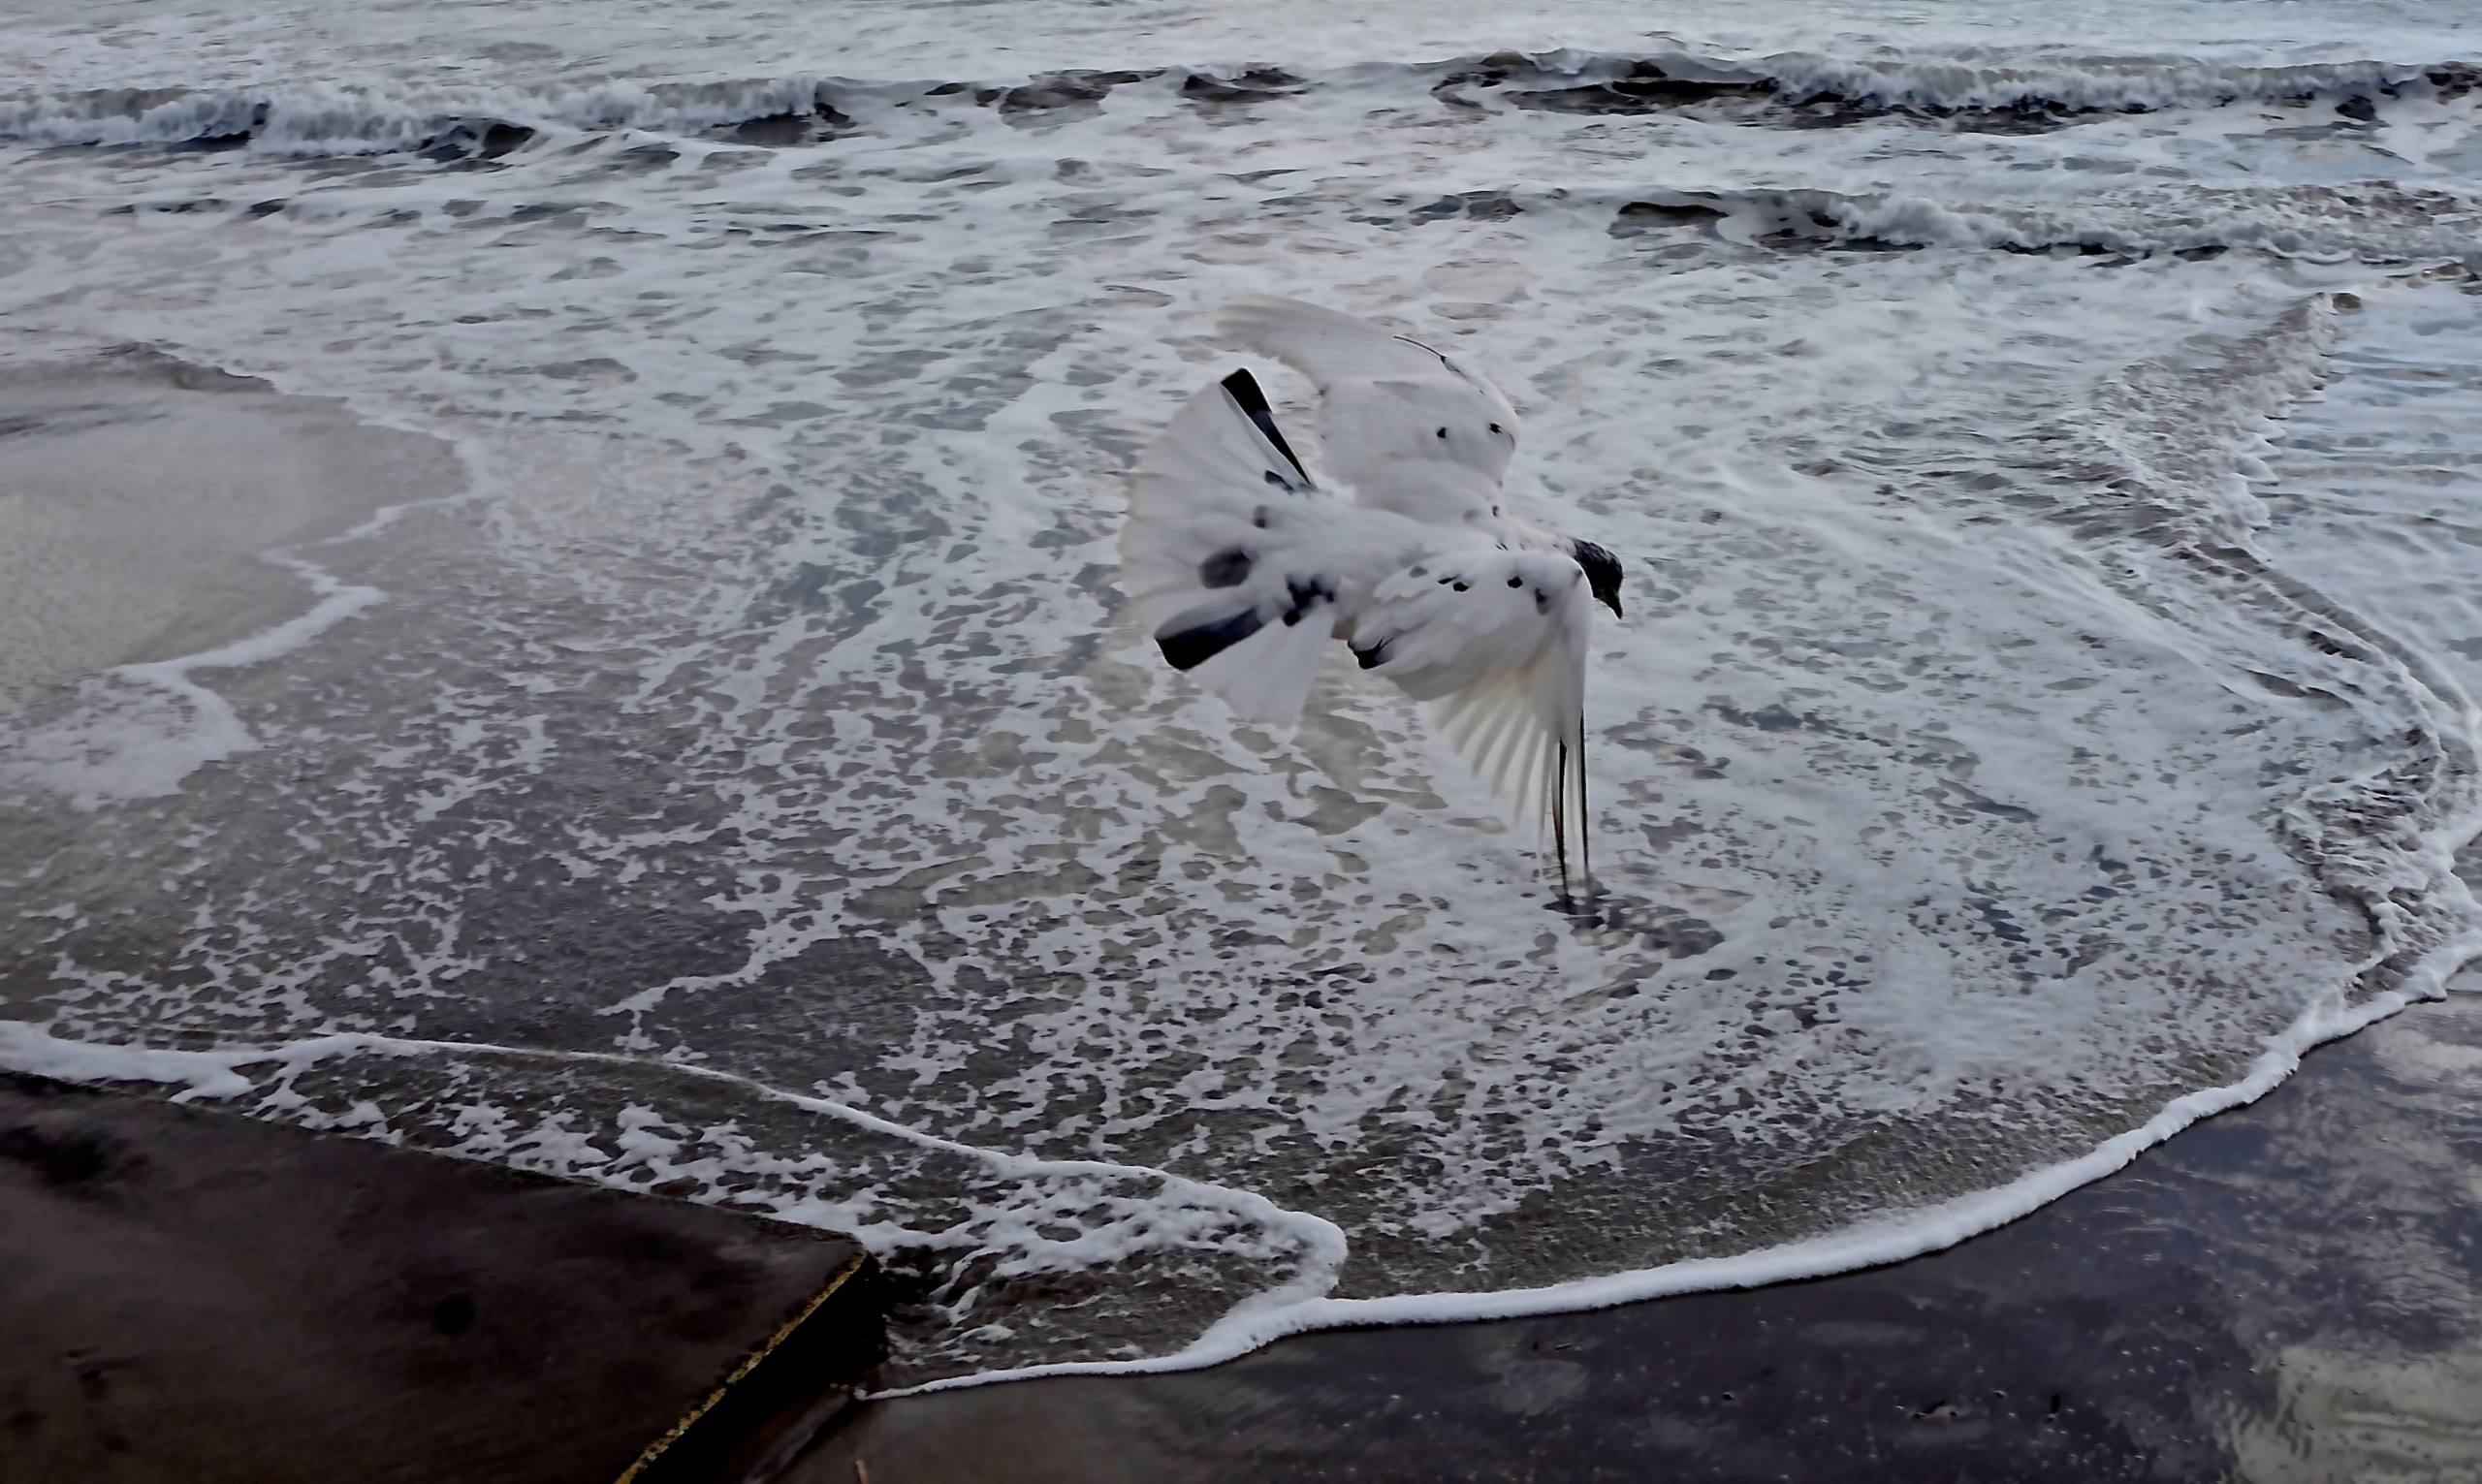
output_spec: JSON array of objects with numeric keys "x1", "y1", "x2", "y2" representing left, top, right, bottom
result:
[{"x1": 4, "y1": 2, "x2": 2481, "y2": 1384}]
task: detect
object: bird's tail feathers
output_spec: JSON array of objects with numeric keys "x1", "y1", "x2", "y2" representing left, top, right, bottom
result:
[
  {"x1": 1159, "y1": 595, "x2": 1337, "y2": 726},
  {"x1": 1123, "y1": 372, "x2": 1340, "y2": 729}
]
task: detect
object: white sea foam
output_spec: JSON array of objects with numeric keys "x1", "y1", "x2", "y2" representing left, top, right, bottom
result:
[
  {"x1": 0, "y1": 561, "x2": 381, "y2": 806},
  {"x1": 5, "y1": 0, "x2": 2482, "y2": 1387},
  {"x1": 897, "y1": 871, "x2": 2482, "y2": 1394},
  {"x1": 5, "y1": 0, "x2": 2474, "y2": 92}
]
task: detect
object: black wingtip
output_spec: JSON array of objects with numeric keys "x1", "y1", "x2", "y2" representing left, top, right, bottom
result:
[
  {"x1": 1220, "y1": 368, "x2": 1314, "y2": 489},
  {"x1": 1157, "y1": 607, "x2": 1265, "y2": 671}
]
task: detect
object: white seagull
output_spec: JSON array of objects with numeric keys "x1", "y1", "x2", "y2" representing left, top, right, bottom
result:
[{"x1": 1118, "y1": 295, "x2": 1626, "y2": 891}]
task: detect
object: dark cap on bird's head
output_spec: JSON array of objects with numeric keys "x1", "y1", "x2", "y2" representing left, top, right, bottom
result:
[{"x1": 1569, "y1": 540, "x2": 1624, "y2": 618}]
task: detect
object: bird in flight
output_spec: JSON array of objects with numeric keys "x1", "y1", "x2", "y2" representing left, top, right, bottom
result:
[{"x1": 1118, "y1": 295, "x2": 1625, "y2": 892}]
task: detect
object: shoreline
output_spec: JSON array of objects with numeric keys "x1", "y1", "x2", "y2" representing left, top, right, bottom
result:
[
  {"x1": 806, "y1": 987, "x2": 2482, "y2": 1481},
  {"x1": 7, "y1": 979, "x2": 2471, "y2": 1480},
  {"x1": 876, "y1": 963, "x2": 2470, "y2": 1400}
]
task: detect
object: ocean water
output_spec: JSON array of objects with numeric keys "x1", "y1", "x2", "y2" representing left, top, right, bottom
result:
[{"x1": 3, "y1": 0, "x2": 2480, "y2": 1388}]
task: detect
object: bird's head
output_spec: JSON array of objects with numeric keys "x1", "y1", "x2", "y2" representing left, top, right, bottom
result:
[{"x1": 1570, "y1": 540, "x2": 1624, "y2": 619}]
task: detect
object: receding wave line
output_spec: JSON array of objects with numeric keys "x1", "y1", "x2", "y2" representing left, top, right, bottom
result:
[
  {"x1": 1588, "y1": 183, "x2": 2482, "y2": 264},
  {"x1": 1, "y1": 47, "x2": 2474, "y2": 157},
  {"x1": 80, "y1": 177, "x2": 2482, "y2": 269}
]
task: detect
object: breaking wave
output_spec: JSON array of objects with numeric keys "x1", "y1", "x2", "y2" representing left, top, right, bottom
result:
[{"x1": 2, "y1": 47, "x2": 2474, "y2": 156}]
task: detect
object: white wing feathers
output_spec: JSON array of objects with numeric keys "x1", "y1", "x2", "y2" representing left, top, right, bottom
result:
[
  {"x1": 1217, "y1": 294, "x2": 1522, "y2": 530},
  {"x1": 1217, "y1": 295, "x2": 1483, "y2": 385},
  {"x1": 1121, "y1": 366, "x2": 1598, "y2": 885},
  {"x1": 1354, "y1": 553, "x2": 1595, "y2": 883},
  {"x1": 1121, "y1": 368, "x2": 1317, "y2": 633},
  {"x1": 1121, "y1": 370, "x2": 1342, "y2": 726}
]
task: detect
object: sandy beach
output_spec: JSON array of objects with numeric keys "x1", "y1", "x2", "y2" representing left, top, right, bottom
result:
[{"x1": 0, "y1": 349, "x2": 461, "y2": 699}]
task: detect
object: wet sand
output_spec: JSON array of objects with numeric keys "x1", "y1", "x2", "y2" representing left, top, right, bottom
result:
[
  {"x1": 0, "y1": 348, "x2": 461, "y2": 698},
  {"x1": 806, "y1": 989, "x2": 2482, "y2": 1484}
]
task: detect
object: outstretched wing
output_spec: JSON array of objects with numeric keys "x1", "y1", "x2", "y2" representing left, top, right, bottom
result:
[
  {"x1": 1218, "y1": 295, "x2": 1521, "y2": 531},
  {"x1": 1122, "y1": 368, "x2": 1412, "y2": 728},
  {"x1": 1349, "y1": 549, "x2": 1596, "y2": 888}
]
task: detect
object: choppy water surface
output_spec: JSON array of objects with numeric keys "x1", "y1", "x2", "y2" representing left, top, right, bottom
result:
[{"x1": 3, "y1": 0, "x2": 2480, "y2": 1386}]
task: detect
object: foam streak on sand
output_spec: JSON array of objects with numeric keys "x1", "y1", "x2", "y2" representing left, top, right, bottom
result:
[
  {"x1": 0, "y1": 367, "x2": 479, "y2": 805},
  {"x1": 6, "y1": 0, "x2": 2482, "y2": 1387},
  {"x1": 903, "y1": 933, "x2": 2482, "y2": 1394},
  {"x1": 0, "y1": 564, "x2": 384, "y2": 808}
]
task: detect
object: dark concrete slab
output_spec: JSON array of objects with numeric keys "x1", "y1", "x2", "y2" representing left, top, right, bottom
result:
[
  {"x1": 803, "y1": 992, "x2": 2482, "y2": 1484},
  {"x1": 0, "y1": 1073, "x2": 880, "y2": 1484}
]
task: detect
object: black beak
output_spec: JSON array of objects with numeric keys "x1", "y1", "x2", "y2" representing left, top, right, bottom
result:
[{"x1": 1598, "y1": 593, "x2": 1623, "y2": 619}]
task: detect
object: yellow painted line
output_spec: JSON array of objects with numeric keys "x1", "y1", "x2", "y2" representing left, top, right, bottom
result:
[{"x1": 614, "y1": 1249, "x2": 871, "y2": 1484}]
